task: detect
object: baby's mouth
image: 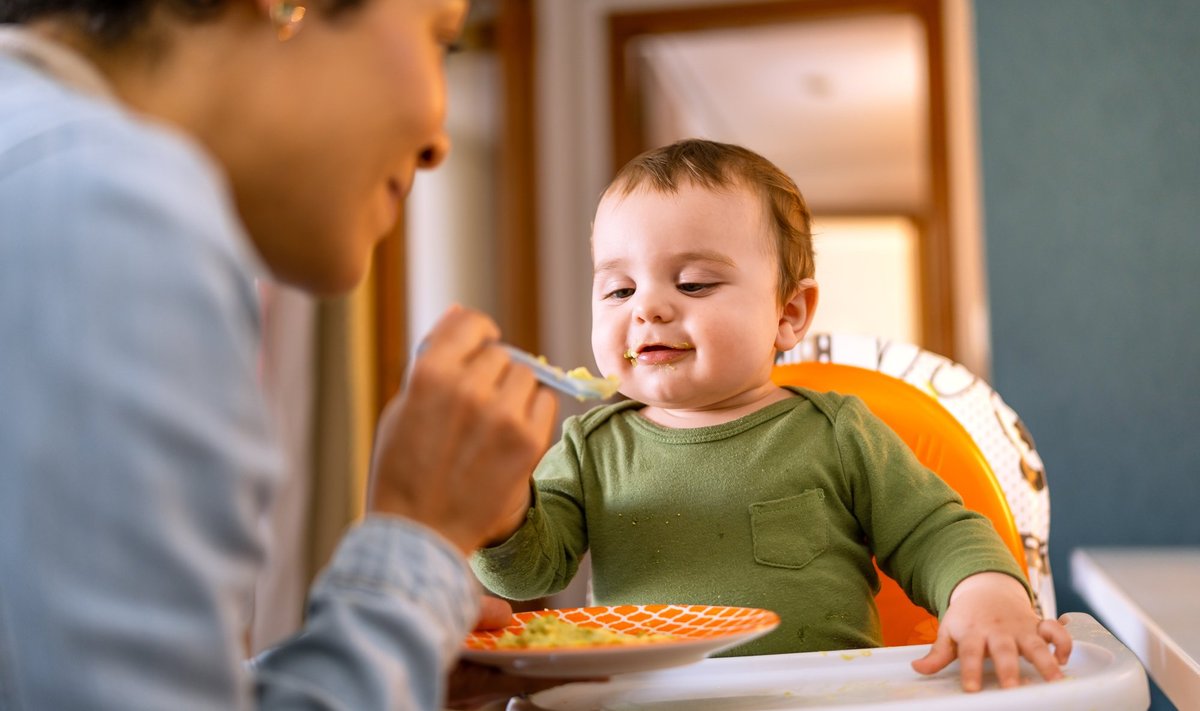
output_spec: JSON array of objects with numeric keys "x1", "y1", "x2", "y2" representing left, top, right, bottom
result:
[{"x1": 625, "y1": 343, "x2": 692, "y2": 367}]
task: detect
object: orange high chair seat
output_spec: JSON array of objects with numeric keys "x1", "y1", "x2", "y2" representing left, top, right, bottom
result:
[{"x1": 773, "y1": 356, "x2": 1028, "y2": 647}]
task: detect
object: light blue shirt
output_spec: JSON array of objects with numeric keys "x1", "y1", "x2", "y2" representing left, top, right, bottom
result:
[{"x1": 0, "y1": 43, "x2": 477, "y2": 710}]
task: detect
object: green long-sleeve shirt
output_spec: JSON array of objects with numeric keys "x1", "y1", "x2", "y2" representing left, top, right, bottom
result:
[{"x1": 472, "y1": 388, "x2": 1026, "y2": 655}]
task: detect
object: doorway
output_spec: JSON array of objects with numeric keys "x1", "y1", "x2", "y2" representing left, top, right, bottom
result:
[{"x1": 608, "y1": 0, "x2": 956, "y2": 358}]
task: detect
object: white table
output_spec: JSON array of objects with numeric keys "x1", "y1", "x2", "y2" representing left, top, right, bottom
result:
[
  {"x1": 525, "y1": 613, "x2": 1147, "y2": 710},
  {"x1": 1072, "y1": 547, "x2": 1200, "y2": 710}
]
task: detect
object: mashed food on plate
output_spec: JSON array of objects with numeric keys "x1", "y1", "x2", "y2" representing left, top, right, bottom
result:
[{"x1": 495, "y1": 616, "x2": 672, "y2": 649}]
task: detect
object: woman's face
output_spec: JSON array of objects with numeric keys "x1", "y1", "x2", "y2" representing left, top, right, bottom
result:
[{"x1": 223, "y1": 0, "x2": 467, "y2": 293}]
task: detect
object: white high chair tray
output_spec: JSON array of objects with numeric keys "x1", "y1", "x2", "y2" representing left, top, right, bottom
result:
[{"x1": 529, "y1": 613, "x2": 1148, "y2": 710}]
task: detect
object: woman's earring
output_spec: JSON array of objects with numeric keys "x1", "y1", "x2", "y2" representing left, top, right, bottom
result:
[{"x1": 269, "y1": 1, "x2": 307, "y2": 41}]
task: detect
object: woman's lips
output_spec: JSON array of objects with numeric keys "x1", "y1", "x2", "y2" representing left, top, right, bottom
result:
[{"x1": 387, "y1": 177, "x2": 405, "y2": 203}]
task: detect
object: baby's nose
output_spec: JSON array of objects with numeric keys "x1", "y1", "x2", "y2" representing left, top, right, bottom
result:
[{"x1": 633, "y1": 294, "x2": 673, "y2": 323}]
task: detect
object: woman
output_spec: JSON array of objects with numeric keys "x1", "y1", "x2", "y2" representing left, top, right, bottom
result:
[{"x1": 0, "y1": 0, "x2": 557, "y2": 707}]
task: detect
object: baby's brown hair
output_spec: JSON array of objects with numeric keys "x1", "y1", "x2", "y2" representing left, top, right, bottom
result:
[{"x1": 604, "y1": 138, "x2": 814, "y2": 305}]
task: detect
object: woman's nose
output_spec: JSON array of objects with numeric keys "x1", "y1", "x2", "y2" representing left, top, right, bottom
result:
[{"x1": 417, "y1": 132, "x2": 452, "y2": 170}]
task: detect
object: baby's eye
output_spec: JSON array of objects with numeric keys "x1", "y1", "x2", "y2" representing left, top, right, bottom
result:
[
  {"x1": 678, "y1": 282, "x2": 716, "y2": 294},
  {"x1": 605, "y1": 287, "x2": 635, "y2": 300}
]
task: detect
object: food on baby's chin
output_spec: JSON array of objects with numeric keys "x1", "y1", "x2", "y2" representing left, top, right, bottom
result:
[{"x1": 495, "y1": 615, "x2": 673, "y2": 649}]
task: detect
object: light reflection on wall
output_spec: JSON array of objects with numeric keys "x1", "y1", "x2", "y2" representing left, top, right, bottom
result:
[{"x1": 808, "y1": 216, "x2": 921, "y2": 344}]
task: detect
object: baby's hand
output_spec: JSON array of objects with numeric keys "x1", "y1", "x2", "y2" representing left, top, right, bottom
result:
[{"x1": 911, "y1": 572, "x2": 1072, "y2": 692}]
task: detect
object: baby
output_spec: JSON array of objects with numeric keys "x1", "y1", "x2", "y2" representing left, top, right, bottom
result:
[{"x1": 473, "y1": 138, "x2": 1070, "y2": 691}]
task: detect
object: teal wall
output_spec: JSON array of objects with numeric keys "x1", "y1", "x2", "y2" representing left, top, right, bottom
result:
[{"x1": 973, "y1": 0, "x2": 1200, "y2": 649}]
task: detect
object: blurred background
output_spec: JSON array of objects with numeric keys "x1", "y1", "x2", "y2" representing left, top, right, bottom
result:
[{"x1": 260, "y1": 2, "x2": 1199, "y2": 707}]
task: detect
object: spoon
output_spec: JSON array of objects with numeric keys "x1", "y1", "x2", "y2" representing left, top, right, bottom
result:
[{"x1": 501, "y1": 345, "x2": 621, "y2": 402}]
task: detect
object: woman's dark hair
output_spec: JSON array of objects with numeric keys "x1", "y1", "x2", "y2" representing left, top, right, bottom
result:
[
  {"x1": 0, "y1": 0, "x2": 363, "y2": 44},
  {"x1": 1, "y1": 0, "x2": 220, "y2": 44}
]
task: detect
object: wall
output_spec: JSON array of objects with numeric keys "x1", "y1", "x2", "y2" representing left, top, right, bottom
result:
[{"x1": 974, "y1": 0, "x2": 1200, "y2": 674}]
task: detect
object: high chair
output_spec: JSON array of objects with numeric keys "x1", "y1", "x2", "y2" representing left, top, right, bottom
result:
[{"x1": 774, "y1": 332, "x2": 1055, "y2": 646}]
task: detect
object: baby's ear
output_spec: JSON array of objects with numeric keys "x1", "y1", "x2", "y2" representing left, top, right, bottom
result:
[{"x1": 775, "y1": 279, "x2": 819, "y2": 352}]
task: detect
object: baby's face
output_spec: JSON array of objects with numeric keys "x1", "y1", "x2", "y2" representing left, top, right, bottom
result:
[{"x1": 590, "y1": 181, "x2": 789, "y2": 412}]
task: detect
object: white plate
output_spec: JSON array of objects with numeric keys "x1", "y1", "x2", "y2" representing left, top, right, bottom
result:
[{"x1": 462, "y1": 604, "x2": 780, "y2": 678}]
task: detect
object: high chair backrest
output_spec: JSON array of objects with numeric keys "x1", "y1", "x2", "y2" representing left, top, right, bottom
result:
[{"x1": 774, "y1": 333, "x2": 1054, "y2": 646}]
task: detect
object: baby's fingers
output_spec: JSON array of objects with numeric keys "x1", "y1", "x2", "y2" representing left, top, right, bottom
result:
[
  {"x1": 911, "y1": 633, "x2": 956, "y2": 676},
  {"x1": 1019, "y1": 632, "x2": 1066, "y2": 682},
  {"x1": 988, "y1": 635, "x2": 1021, "y2": 689},
  {"x1": 955, "y1": 638, "x2": 987, "y2": 692},
  {"x1": 474, "y1": 596, "x2": 514, "y2": 631},
  {"x1": 1042, "y1": 618, "x2": 1074, "y2": 664}
]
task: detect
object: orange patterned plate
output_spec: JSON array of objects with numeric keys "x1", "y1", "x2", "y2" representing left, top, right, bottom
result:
[{"x1": 462, "y1": 604, "x2": 780, "y2": 678}]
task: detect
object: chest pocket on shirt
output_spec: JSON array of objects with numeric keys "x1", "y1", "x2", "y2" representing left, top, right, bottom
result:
[{"x1": 749, "y1": 488, "x2": 828, "y2": 569}]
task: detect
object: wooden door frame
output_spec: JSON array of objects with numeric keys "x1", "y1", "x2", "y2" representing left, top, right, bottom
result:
[
  {"x1": 608, "y1": 0, "x2": 955, "y2": 358},
  {"x1": 371, "y1": 0, "x2": 541, "y2": 413}
]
